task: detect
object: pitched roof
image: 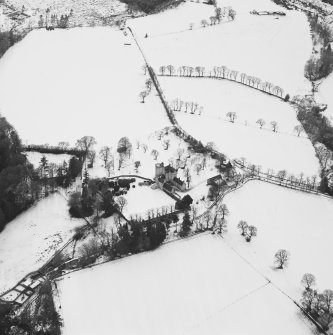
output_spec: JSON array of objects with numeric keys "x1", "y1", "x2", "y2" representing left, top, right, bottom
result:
[
  {"x1": 173, "y1": 177, "x2": 185, "y2": 186},
  {"x1": 165, "y1": 164, "x2": 176, "y2": 173},
  {"x1": 163, "y1": 182, "x2": 173, "y2": 193}
]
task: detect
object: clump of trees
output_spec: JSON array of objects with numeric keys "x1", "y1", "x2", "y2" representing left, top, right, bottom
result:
[
  {"x1": 0, "y1": 116, "x2": 84, "y2": 232},
  {"x1": 0, "y1": 30, "x2": 24, "y2": 58},
  {"x1": 170, "y1": 98, "x2": 204, "y2": 115},
  {"x1": 300, "y1": 273, "x2": 333, "y2": 331},
  {"x1": 237, "y1": 221, "x2": 257, "y2": 242},
  {"x1": 305, "y1": 13, "x2": 333, "y2": 84}
]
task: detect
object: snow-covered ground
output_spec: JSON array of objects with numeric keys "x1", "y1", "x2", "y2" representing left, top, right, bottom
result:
[
  {"x1": 131, "y1": 0, "x2": 312, "y2": 97},
  {"x1": 0, "y1": 27, "x2": 168, "y2": 148},
  {"x1": 160, "y1": 77, "x2": 305, "y2": 135},
  {"x1": 57, "y1": 234, "x2": 316, "y2": 335},
  {"x1": 0, "y1": 192, "x2": 83, "y2": 294},
  {"x1": 224, "y1": 180, "x2": 333, "y2": 299},
  {"x1": 25, "y1": 152, "x2": 72, "y2": 169},
  {"x1": 129, "y1": 1, "x2": 216, "y2": 37},
  {"x1": 122, "y1": 182, "x2": 175, "y2": 218},
  {"x1": 176, "y1": 112, "x2": 319, "y2": 177}
]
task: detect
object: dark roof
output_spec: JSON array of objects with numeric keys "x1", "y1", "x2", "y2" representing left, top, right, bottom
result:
[
  {"x1": 173, "y1": 177, "x2": 185, "y2": 186},
  {"x1": 158, "y1": 175, "x2": 165, "y2": 183},
  {"x1": 208, "y1": 175, "x2": 222, "y2": 182},
  {"x1": 163, "y1": 182, "x2": 173, "y2": 193},
  {"x1": 165, "y1": 165, "x2": 176, "y2": 173}
]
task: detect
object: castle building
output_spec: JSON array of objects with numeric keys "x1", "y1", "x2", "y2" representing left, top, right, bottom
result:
[{"x1": 155, "y1": 162, "x2": 186, "y2": 193}]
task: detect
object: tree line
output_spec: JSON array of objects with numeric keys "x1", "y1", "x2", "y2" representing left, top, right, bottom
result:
[
  {"x1": 158, "y1": 64, "x2": 289, "y2": 100},
  {"x1": 300, "y1": 273, "x2": 333, "y2": 331},
  {"x1": 292, "y1": 96, "x2": 333, "y2": 195},
  {"x1": 0, "y1": 116, "x2": 85, "y2": 232}
]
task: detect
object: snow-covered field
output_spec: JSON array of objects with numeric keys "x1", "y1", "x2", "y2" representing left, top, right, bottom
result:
[
  {"x1": 0, "y1": 192, "x2": 83, "y2": 294},
  {"x1": 57, "y1": 234, "x2": 316, "y2": 335},
  {"x1": 176, "y1": 112, "x2": 319, "y2": 177},
  {"x1": 0, "y1": 27, "x2": 168, "y2": 148},
  {"x1": 131, "y1": 0, "x2": 312, "y2": 97},
  {"x1": 224, "y1": 180, "x2": 333, "y2": 299},
  {"x1": 160, "y1": 77, "x2": 305, "y2": 134},
  {"x1": 129, "y1": 1, "x2": 216, "y2": 37}
]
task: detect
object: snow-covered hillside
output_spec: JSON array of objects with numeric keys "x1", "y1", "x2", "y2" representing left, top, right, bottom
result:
[
  {"x1": 131, "y1": 0, "x2": 312, "y2": 97},
  {"x1": 57, "y1": 234, "x2": 316, "y2": 335},
  {"x1": 0, "y1": 27, "x2": 168, "y2": 147},
  {"x1": 0, "y1": 192, "x2": 83, "y2": 294},
  {"x1": 224, "y1": 180, "x2": 333, "y2": 299}
]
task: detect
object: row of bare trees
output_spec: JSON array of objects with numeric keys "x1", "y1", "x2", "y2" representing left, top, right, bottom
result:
[
  {"x1": 189, "y1": 6, "x2": 237, "y2": 31},
  {"x1": 170, "y1": 98, "x2": 204, "y2": 115},
  {"x1": 139, "y1": 78, "x2": 153, "y2": 103},
  {"x1": 158, "y1": 64, "x2": 288, "y2": 100},
  {"x1": 235, "y1": 158, "x2": 319, "y2": 191}
]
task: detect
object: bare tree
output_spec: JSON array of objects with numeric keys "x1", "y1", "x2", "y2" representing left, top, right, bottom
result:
[
  {"x1": 76, "y1": 136, "x2": 97, "y2": 154},
  {"x1": 58, "y1": 141, "x2": 69, "y2": 149},
  {"x1": 270, "y1": 121, "x2": 278, "y2": 132},
  {"x1": 116, "y1": 196, "x2": 127, "y2": 213},
  {"x1": 301, "y1": 273, "x2": 316, "y2": 291},
  {"x1": 195, "y1": 163, "x2": 202, "y2": 175},
  {"x1": 163, "y1": 139, "x2": 170, "y2": 150},
  {"x1": 141, "y1": 143, "x2": 148, "y2": 153},
  {"x1": 226, "y1": 112, "x2": 237, "y2": 123},
  {"x1": 99, "y1": 146, "x2": 112, "y2": 167},
  {"x1": 274, "y1": 249, "x2": 290, "y2": 269},
  {"x1": 151, "y1": 149, "x2": 159, "y2": 160},
  {"x1": 317, "y1": 145, "x2": 332, "y2": 170},
  {"x1": 145, "y1": 78, "x2": 153, "y2": 92},
  {"x1": 176, "y1": 148, "x2": 185, "y2": 160},
  {"x1": 256, "y1": 119, "x2": 266, "y2": 129},
  {"x1": 237, "y1": 220, "x2": 248, "y2": 236},
  {"x1": 166, "y1": 64, "x2": 175, "y2": 76},
  {"x1": 159, "y1": 65, "x2": 166, "y2": 75},
  {"x1": 301, "y1": 289, "x2": 317, "y2": 312},
  {"x1": 215, "y1": 218, "x2": 228, "y2": 236},
  {"x1": 142, "y1": 64, "x2": 148, "y2": 75},
  {"x1": 105, "y1": 160, "x2": 113, "y2": 177},
  {"x1": 245, "y1": 225, "x2": 257, "y2": 242},
  {"x1": 184, "y1": 167, "x2": 191, "y2": 188},
  {"x1": 139, "y1": 90, "x2": 149, "y2": 103},
  {"x1": 294, "y1": 125, "x2": 304, "y2": 137},
  {"x1": 201, "y1": 19, "x2": 208, "y2": 28},
  {"x1": 240, "y1": 73, "x2": 247, "y2": 83}
]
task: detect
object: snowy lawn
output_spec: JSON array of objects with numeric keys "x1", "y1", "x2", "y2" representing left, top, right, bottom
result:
[
  {"x1": 57, "y1": 234, "x2": 316, "y2": 335},
  {"x1": 122, "y1": 182, "x2": 175, "y2": 218},
  {"x1": 0, "y1": 27, "x2": 168, "y2": 147},
  {"x1": 224, "y1": 180, "x2": 333, "y2": 300},
  {"x1": 133, "y1": 0, "x2": 312, "y2": 96},
  {"x1": 25, "y1": 152, "x2": 72, "y2": 169},
  {"x1": 176, "y1": 112, "x2": 319, "y2": 177},
  {"x1": 0, "y1": 192, "x2": 84, "y2": 294}
]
